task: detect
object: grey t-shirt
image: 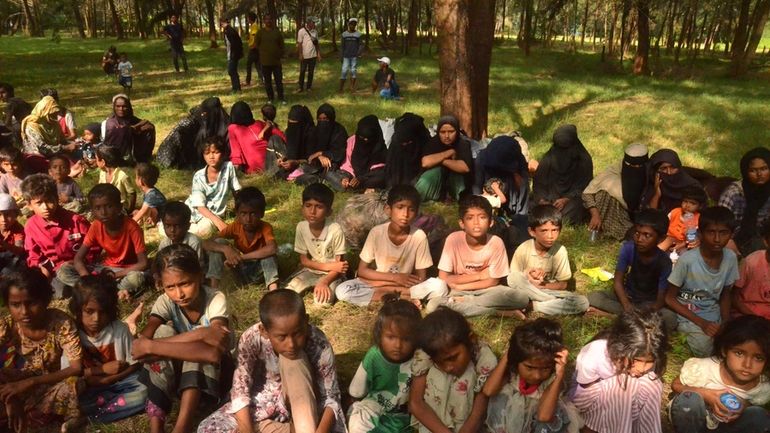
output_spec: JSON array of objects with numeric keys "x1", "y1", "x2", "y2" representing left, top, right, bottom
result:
[{"x1": 341, "y1": 31, "x2": 362, "y2": 58}]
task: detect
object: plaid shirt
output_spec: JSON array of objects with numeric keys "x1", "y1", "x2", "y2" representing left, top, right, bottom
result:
[{"x1": 718, "y1": 181, "x2": 770, "y2": 230}]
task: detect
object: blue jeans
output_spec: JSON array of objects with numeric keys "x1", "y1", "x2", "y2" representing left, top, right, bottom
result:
[
  {"x1": 341, "y1": 57, "x2": 357, "y2": 79},
  {"x1": 80, "y1": 371, "x2": 148, "y2": 424},
  {"x1": 670, "y1": 391, "x2": 770, "y2": 433},
  {"x1": 227, "y1": 58, "x2": 241, "y2": 91},
  {"x1": 207, "y1": 239, "x2": 279, "y2": 287}
]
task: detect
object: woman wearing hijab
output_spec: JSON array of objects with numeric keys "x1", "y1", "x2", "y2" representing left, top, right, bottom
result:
[
  {"x1": 415, "y1": 115, "x2": 474, "y2": 202},
  {"x1": 582, "y1": 143, "x2": 649, "y2": 240},
  {"x1": 474, "y1": 134, "x2": 530, "y2": 217},
  {"x1": 640, "y1": 149, "x2": 702, "y2": 214},
  {"x1": 21, "y1": 96, "x2": 77, "y2": 158},
  {"x1": 331, "y1": 114, "x2": 387, "y2": 192},
  {"x1": 269, "y1": 104, "x2": 314, "y2": 178},
  {"x1": 101, "y1": 94, "x2": 156, "y2": 164},
  {"x1": 385, "y1": 112, "x2": 430, "y2": 188},
  {"x1": 295, "y1": 103, "x2": 348, "y2": 185},
  {"x1": 156, "y1": 97, "x2": 229, "y2": 169},
  {"x1": 532, "y1": 124, "x2": 593, "y2": 225},
  {"x1": 719, "y1": 147, "x2": 770, "y2": 255},
  {"x1": 228, "y1": 101, "x2": 277, "y2": 174}
]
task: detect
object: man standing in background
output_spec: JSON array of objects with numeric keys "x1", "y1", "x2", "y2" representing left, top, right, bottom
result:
[
  {"x1": 339, "y1": 17, "x2": 362, "y2": 93},
  {"x1": 245, "y1": 12, "x2": 264, "y2": 86},
  {"x1": 163, "y1": 13, "x2": 188, "y2": 73},
  {"x1": 255, "y1": 14, "x2": 286, "y2": 104},
  {"x1": 221, "y1": 17, "x2": 244, "y2": 93},
  {"x1": 296, "y1": 17, "x2": 321, "y2": 93}
]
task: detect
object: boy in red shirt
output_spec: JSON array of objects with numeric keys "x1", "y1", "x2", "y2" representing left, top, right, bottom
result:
[
  {"x1": 22, "y1": 174, "x2": 94, "y2": 298},
  {"x1": 203, "y1": 186, "x2": 278, "y2": 289},
  {"x1": 60, "y1": 184, "x2": 148, "y2": 300}
]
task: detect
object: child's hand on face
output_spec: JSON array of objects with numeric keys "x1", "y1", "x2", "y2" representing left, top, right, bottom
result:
[
  {"x1": 554, "y1": 348, "x2": 569, "y2": 378},
  {"x1": 330, "y1": 260, "x2": 349, "y2": 274},
  {"x1": 314, "y1": 282, "x2": 332, "y2": 303}
]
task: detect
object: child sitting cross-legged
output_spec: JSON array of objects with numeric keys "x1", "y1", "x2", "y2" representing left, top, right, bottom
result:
[
  {"x1": 408, "y1": 307, "x2": 498, "y2": 433},
  {"x1": 507, "y1": 204, "x2": 589, "y2": 316},
  {"x1": 659, "y1": 185, "x2": 708, "y2": 255},
  {"x1": 731, "y1": 222, "x2": 770, "y2": 320},
  {"x1": 336, "y1": 185, "x2": 439, "y2": 306},
  {"x1": 427, "y1": 195, "x2": 527, "y2": 317},
  {"x1": 484, "y1": 318, "x2": 582, "y2": 433},
  {"x1": 131, "y1": 162, "x2": 166, "y2": 226},
  {"x1": 135, "y1": 244, "x2": 232, "y2": 433},
  {"x1": 0, "y1": 267, "x2": 84, "y2": 433},
  {"x1": 59, "y1": 183, "x2": 148, "y2": 300},
  {"x1": 665, "y1": 206, "x2": 740, "y2": 357},
  {"x1": 0, "y1": 193, "x2": 24, "y2": 271},
  {"x1": 0, "y1": 146, "x2": 27, "y2": 205},
  {"x1": 48, "y1": 154, "x2": 85, "y2": 213},
  {"x1": 157, "y1": 200, "x2": 206, "y2": 266},
  {"x1": 587, "y1": 208, "x2": 677, "y2": 331},
  {"x1": 348, "y1": 296, "x2": 421, "y2": 433},
  {"x1": 669, "y1": 315, "x2": 770, "y2": 433},
  {"x1": 285, "y1": 183, "x2": 348, "y2": 304},
  {"x1": 204, "y1": 186, "x2": 279, "y2": 289},
  {"x1": 198, "y1": 289, "x2": 347, "y2": 433},
  {"x1": 22, "y1": 174, "x2": 94, "y2": 297},
  {"x1": 66, "y1": 273, "x2": 147, "y2": 423}
]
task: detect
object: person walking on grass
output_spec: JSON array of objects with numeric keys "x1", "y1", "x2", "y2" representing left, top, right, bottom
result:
[
  {"x1": 339, "y1": 17, "x2": 363, "y2": 93},
  {"x1": 256, "y1": 14, "x2": 286, "y2": 104},
  {"x1": 296, "y1": 17, "x2": 321, "y2": 93},
  {"x1": 162, "y1": 13, "x2": 188, "y2": 73},
  {"x1": 221, "y1": 17, "x2": 243, "y2": 94},
  {"x1": 245, "y1": 12, "x2": 264, "y2": 86}
]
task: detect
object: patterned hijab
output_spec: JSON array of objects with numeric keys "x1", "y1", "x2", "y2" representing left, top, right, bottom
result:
[{"x1": 20, "y1": 96, "x2": 63, "y2": 144}]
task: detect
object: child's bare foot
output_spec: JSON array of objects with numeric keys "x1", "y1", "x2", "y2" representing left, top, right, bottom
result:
[
  {"x1": 124, "y1": 301, "x2": 144, "y2": 336},
  {"x1": 496, "y1": 309, "x2": 527, "y2": 320},
  {"x1": 585, "y1": 306, "x2": 614, "y2": 318},
  {"x1": 267, "y1": 282, "x2": 278, "y2": 291},
  {"x1": 61, "y1": 416, "x2": 85, "y2": 432}
]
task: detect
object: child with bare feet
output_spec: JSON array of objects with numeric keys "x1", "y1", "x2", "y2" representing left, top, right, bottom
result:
[
  {"x1": 336, "y1": 185, "x2": 437, "y2": 306},
  {"x1": 427, "y1": 195, "x2": 527, "y2": 317}
]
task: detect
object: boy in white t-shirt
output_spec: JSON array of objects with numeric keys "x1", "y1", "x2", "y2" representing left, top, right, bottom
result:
[
  {"x1": 117, "y1": 53, "x2": 133, "y2": 92},
  {"x1": 336, "y1": 185, "x2": 438, "y2": 306},
  {"x1": 285, "y1": 183, "x2": 348, "y2": 304}
]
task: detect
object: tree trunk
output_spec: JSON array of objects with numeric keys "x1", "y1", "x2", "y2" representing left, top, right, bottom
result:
[
  {"x1": 330, "y1": 0, "x2": 338, "y2": 51},
  {"x1": 633, "y1": 0, "x2": 650, "y2": 74},
  {"x1": 266, "y1": 0, "x2": 277, "y2": 19},
  {"x1": 134, "y1": 0, "x2": 146, "y2": 38},
  {"x1": 580, "y1": 0, "x2": 589, "y2": 47},
  {"x1": 520, "y1": 0, "x2": 533, "y2": 55},
  {"x1": 665, "y1": 0, "x2": 677, "y2": 53},
  {"x1": 407, "y1": 0, "x2": 419, "y2": 45},
  {"x1": 205, "y1": 0, "x2": 218, "y2": 48},
  {"x1": 365, "y1": 0, "x2": 372, "y2": 47},
  {"x1": 435, "y1": 0, "x2": 496, "y2": 139},
  {"x1": 618, "y1": 0, "x2": 632, "y2": 64},
  {"x1": 731, "y1": 0, "x2": 751, "y2": 59},
  {"x1": 21, "y1": 0, "x2": 36, "y2": 36},
  {"x1": 607, "y1": 3, "x2": 618, "y2": 57},
  {"x1": 106, "y1": 0, "x2": 124, "y2": 39},
  {"x1": 71, "y1": 0, "x2": 86, "y2": 38},
  {"x1": 731, "y1": 0, "x2": 770, "y2": 76}
]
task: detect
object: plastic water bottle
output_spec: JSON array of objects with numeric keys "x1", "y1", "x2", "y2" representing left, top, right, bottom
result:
[
  {"x1": 708, "y1": 393, "x2": 742, "y2": 425},
  {"x1": 682, "y1": 212, "x2": 697, "y2": 244}
]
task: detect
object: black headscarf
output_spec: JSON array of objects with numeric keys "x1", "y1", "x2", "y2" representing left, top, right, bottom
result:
[
  {"x1": 621, "y1": 143, "x2": 649, "y2": 213},
  {"x1": 285, "y1": 104, "x2": 314, "y2": 161},
  {"x1": 351, "y1": 115, "x2": 386, "y2": 177},
  {"x1": 736, "y1": 147, "x2": 770, "y2": 241},
  {"x1": 230, "y1": 101, "x2": 255, "y2": 126},
  {"x1": 480, "y1": 135, "x2": 526, "y2": 176},
  {"x1": 310, "y1": 103, "x2": 347, "y2": 166},
  {"x1": 533, "y1": 124, "x2": 593, "y2": 201},
  {"x1": 386, "y1": 112, "x2": 430, "y2": 188},
  {"x1": 642, "y1": 149, "x2": 702, "y2": 213}
]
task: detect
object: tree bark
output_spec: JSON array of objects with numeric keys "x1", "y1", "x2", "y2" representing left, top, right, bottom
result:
[
  {"x1": 580, "y1": 0, "x2": 589, "y2": 47},
  {"x1": 731, "y1": 0, "x2": 770, "y2": 76},
  {"x1": 633, "y1": 0, "x2": 650, "y2": 74},
  {"x1": 435, "y1": 0, "x2": 496, "y2": 139},
  {"x1": 107, "y1": 0, "x2": 125, "y2": 39},
  {"x1": 520, "y1": 0, "x2": 533, "y2": 55},
  {"x1": 407, "y1": 0, "x2": 419, "y2": 45},
  {"x1": 365, "y1": 0, "x2": 372, "y2": 47},
  {"x1": 71, "y1": 0, "x2": 86, "y2": 38},
  {"x1": 205, "y1": 0, "x2": 218, "y2": 48}
]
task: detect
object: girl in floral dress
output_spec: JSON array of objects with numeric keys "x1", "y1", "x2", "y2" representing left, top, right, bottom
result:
[
  {"x1": 0, "y1": 267, "x2": 84, "y2": 432},
  {"x1": 408, "y1": 307, "x2": 497, "y2": 433}
]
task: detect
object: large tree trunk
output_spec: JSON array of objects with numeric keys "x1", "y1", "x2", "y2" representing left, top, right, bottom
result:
[
  {"x1": 435, "y1": 0, "x2": 496, "y2": 139},
  {"x1": 365, "y1": 0, "x2": 371, "y2": 47},
  {"x1": 71, "y1": 0, "x2": 86, "y2": 38},
  {"x1": 519, "y1": 0, "x2": 534, "y2": 55},
  {"x1": 407, "y1": 0, "x2": 419, "y2": 45},
  {"x1": 731, "y1": 0, "x2": 770, "y2": 76},
  {"x1": 205, "y1": 0, "x2": 218, "y2": 48},
  {"x1": 580, "y1": 0, "x2": 589, "y2": 47},
  {"x1": 633, "y1": 0, "x2": 650, "y2": 74},
  {"x1": 107, "y1": 0, "x2": 125, "y2": 39}
]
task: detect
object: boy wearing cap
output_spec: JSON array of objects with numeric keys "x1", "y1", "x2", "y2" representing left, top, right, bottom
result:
[
  {"x1": 297, "y1": 17, "x2": 321, "y2": 93},
  {"x1": 372, "y1": 57, "x2": 399, "y2": 99},
  {"x1": 339, "y1": 18, "x2": 362, "y2": 93},
  {"x1": 0, "y1": 192, "x2": 24, "y2": 272}
]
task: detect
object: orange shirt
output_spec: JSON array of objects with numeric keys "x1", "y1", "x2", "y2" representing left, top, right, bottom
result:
[
  {"x1": 83, "y1": 217, "x2": 146, "y2": 268},
  {"x1": 219, "y1": 220, "x2": 275, "y2": 254},
  {"x1": 667, "y1": 208, "x2": 700, "y2": 241}
]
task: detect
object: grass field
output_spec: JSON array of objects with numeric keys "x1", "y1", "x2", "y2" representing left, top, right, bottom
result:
[{"x1": 1, "y1": 34, "x2": 770, "y2": 432}]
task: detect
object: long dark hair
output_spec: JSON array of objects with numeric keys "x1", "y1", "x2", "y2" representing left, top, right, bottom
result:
[
  {"x1": 507, "y1": 318, "x2": 563, "y2": 375},
  {"x1": 599, "y1": 309, "x2": 669, "y2": 380}
]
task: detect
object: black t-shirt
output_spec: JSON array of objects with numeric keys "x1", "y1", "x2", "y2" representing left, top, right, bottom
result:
[
  {"x1": 164, "y1": 23, "x2": 184, "y2": 49},
  {"x1": 374, "y1": 67, "x2": 396, "y2": 88},
  {"x1": 422, "y1": 136, "x2": 474, "y2": 189},
  {"x1": 625, "y1": 244, "x2": 672, "y2": 304}
]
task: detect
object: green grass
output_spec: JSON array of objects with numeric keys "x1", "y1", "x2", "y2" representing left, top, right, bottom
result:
[{"x1": 2, "y1": 34, "x2": 769, "y2": 432}]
